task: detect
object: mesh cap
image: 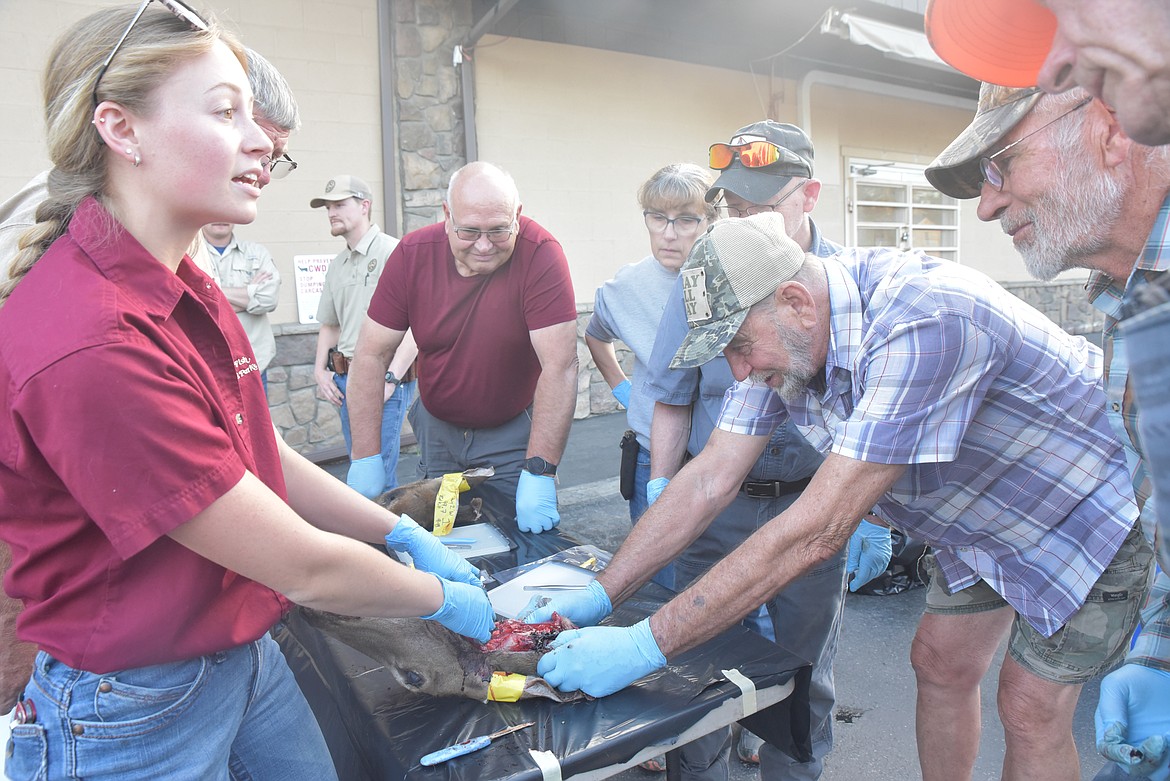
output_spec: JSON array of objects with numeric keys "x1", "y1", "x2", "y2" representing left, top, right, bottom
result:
[{"x1": 671, "y1": 212, "x2": 806, "y2": 369}]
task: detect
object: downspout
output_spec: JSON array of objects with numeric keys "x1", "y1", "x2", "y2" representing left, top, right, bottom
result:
[
  {"x1": 458, "y1": 0, "x2": 521, "y2": 163},
  {"x1": 376, "y1": 0, "x2": 400, "y2": 236}
]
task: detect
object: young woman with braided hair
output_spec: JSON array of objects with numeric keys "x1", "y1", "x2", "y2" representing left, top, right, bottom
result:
[{"x1": 0, "y1": 4, "x2": 493, "y2": 778}]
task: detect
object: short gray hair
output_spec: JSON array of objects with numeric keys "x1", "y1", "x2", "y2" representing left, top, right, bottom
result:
[
  {"x1": 638, "y1": 163, "x2": 716, "y2": 221},
  {"x1": 246, "y1": 48, "x2": 300, "y2": 132}
]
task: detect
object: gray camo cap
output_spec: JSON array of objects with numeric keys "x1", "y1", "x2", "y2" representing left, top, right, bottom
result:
[
  {"x1": 671, "y1": 212, "x2": 805, "y2": 369},
  {"x1": 925, "y1": 83, "x2": 1043, "y2": 199}
]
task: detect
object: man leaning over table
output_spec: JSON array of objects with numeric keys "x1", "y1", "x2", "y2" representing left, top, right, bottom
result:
[{"x1": 531, "y1": 212, "x2": 1152, "y2": 781}]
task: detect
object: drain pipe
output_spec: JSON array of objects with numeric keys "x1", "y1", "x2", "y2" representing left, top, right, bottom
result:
[{"x1": 458, "y1": 0, "x2": 521, "y2": 163}]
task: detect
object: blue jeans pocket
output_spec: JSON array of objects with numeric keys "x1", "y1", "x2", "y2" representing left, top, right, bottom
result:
[
  {"x1": 7, "y1": 724, "x2": 48, "y2": 781},
  {"x1": 81, "y1": 657, "x2": 207, "y2": 735}
]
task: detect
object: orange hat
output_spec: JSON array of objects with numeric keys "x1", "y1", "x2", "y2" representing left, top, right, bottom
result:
[{"x1": 924, "y1": 0, "x2": 1057, "y2": 88}]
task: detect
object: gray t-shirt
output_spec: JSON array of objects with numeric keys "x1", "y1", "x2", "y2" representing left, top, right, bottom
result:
[{"x1": 586, "y1": 255, "x2": 678, "y2": 450}]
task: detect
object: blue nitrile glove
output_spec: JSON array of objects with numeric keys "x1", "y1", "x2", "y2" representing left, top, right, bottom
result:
[
  {"x1": 518, "y1": 578, "x2": 612, "y2": 627},
  {"x1": 516, "y1": 470, "x2": 560, "y2": 533},
  {"x1": 347, "y1": 454, "x2": 385, "y2": 499},
  {"x1": 385, "y1": 513, "x2": 482, "y2": 586},
  {"x1": 611, "y1": 380, "x2": 631, "y2": 408},
  {"x1": 847, "y1": 520, "x2": 893, "y2": 593},
  {"x1": 646, "y1": 477, "x2": 669, "y2": 505},
  {"x1": 422, "y1": 576, "x2": 496, "y2": 644},
  {"x1": 537, "y1": 618, "x2": 666, "y2": 697},
  {"x1": 1095, "y1": 664, "x2": 1170, "y2": 779}
]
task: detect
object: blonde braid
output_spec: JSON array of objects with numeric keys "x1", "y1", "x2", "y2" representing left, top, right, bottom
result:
[{"x1": 0, "y1": 3, "x2": 239, "y2": 309}]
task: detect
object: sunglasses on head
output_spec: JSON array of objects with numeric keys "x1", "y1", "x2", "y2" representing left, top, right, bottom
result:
[
  {"x1": 709, "y1": 140, "x2": 795, "y2": 171},
  {"x1": 92, "y1": 0, "x2": 209, "y2": 108}
]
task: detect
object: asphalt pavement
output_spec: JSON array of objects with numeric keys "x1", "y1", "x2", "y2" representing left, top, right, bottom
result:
[{"x1": 337, "y1": 410, "x2": 1110, "y2": 779}]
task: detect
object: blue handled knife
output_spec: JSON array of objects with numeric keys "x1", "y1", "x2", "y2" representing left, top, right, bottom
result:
[{"x1": 419, "y1": 721, "x2": 535, "y2": 766}]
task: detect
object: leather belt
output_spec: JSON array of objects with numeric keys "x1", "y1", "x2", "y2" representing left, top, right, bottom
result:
[{"x1": 739, "y1": 476, "x2": 812, "y2": 498}]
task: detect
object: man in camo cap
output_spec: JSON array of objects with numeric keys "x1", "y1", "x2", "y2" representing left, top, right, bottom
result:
[{"x1": 533, "y1": 211, "x2": 1149, "y2": 781}]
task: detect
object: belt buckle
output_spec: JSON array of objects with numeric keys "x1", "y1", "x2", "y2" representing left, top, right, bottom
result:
[{"x1": 743, "y1": 481, "x2": 779, "y2": 499}]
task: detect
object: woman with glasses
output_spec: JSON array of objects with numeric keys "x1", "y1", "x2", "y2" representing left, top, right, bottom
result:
[
  {"x1": 0, "y1": 5, "x2": 492, "y2": 779},
  {"x1": 585, "y1": 163, "x2": 716, "y2": 593}
]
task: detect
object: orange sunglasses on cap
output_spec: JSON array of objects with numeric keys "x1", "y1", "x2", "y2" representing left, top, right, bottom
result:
[{"x1": 708, "y1": 140, "x2": 786, "y2": 170}]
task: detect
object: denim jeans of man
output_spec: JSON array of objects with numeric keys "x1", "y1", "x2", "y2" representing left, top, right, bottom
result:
[
  {"x1": 629, "y1": 447, "x2": 675, "y2": 590},
  {"x1": 669, "y1": 490, "x2": 848, "y2": 781},
  {"x1": 6, "y1": 634, "x2": 337, "y2": 781},
  {"x1": 335, "y1": 374, "x2": 416, "y2": 492}
]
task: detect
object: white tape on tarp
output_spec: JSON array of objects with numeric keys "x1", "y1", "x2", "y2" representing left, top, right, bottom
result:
[
  {"x1": 529, "y1": 748, "x2": 562, "y2": 781},
  {"x1": 722, "y1": 668, "x2": 757, "y2": 718}
]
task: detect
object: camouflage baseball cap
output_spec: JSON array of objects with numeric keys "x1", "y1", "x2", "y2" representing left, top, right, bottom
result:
[
  {"x1": 925, "y1": 83, "x2": 1043, "y2": 199},
  {"x1": 670, "y1": 212, "x2": 806, "y2": 369}
]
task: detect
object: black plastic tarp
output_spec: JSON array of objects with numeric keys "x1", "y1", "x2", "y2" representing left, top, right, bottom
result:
[{"x1": 274, "y1": 523, "x2": 811, "y2": 780}]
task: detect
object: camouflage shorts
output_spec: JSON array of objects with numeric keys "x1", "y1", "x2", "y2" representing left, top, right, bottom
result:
[{"x1": 923, "y1": 524, "x2": 1154, "y2": 684}]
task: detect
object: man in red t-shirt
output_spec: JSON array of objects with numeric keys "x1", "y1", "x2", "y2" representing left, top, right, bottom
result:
[{"x1": 346, "y1": 162, "x2": 578, "y2": 534}]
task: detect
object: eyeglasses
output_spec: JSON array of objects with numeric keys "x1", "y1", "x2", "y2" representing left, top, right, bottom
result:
[
  {"x1": 263, "y1": 153, "x2": 298, "y2": 180},
  {"x1": 92, "y1": 0, "x2": 209, "y2": 109},
  {"x1": 643, "y1": 211, "x2": 705, "y2": 235},
  {"x1": 979, "y1": 97, "x2": 1092, "y2": 191},
  {"x1": 450, "y1": 220, "x2": 518, "y2": 244},
  {"x1": 715, "y1": 179, "x2": 807, "y2": 219}
]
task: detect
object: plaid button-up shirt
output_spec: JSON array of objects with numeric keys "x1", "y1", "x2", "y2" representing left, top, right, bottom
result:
[{"x1": 719, "y1": 248, "x2": 1138, "y2": 637}]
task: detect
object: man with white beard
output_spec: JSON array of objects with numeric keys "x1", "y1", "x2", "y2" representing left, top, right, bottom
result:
[
  {"x1": 531, "y1": 212, "x2": 1152, "y2": 781},
  {"x1": 927, "y1": 83, "x2": 1170, "y2": 780}
]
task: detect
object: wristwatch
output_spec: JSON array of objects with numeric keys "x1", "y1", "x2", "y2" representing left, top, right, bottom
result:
[
  {"x1": 524, "y1": 456, "x2": 558, "y2": 477},
  {"x1": 384, "y1": 370, "x2": 400, "y2": 385}
]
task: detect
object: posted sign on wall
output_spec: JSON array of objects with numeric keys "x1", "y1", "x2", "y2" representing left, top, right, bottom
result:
[{"x1": 293, "y1": 254, "x2": 333, "y2": 324}]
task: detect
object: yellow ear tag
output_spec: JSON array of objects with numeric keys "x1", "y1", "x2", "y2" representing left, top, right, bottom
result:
[
  {"x1": 487, "y1": 672, "x2": 526, "y2": 702},
  {"x1": 433, "y1": 472, "x2": 471, "y2": 536}
]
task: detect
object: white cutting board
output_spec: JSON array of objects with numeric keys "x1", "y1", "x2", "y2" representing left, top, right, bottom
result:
[
  {"x1": 395, "y1": 523, "x2": 512, "y2": 565},
  {"x1": 487, "y1": 561, "x2": 596, "y2": 619}
]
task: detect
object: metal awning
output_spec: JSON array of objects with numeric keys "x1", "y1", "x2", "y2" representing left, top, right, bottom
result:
[{"x1": 822, "y1": 8, "x2": 949, "y2": 70}]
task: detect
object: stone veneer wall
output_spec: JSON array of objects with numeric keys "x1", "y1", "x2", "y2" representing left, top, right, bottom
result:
[
  {"x1": 266, "y1": 280, "x2": 1102, "y2": 462},
  {"x1": 393, "y1": 0, "x2": 473, "y2": 233}
]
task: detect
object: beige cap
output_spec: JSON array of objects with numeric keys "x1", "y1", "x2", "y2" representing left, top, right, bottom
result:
[
  {"x1": 309, "y1": 175, "x2": 372, "y2": 208},
  {"x1": 671, "y1": 212, "x2": 805, "y2": 369}
]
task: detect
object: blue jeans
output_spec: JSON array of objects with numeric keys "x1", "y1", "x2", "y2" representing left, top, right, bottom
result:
[
  {"x1": 335, "y1": 374, "x2": 416, "y2": 492},
  {"x1": 6, "y1": 634, "x2": 337, "y2": 781},
  {"x1": 629, "y1": 446, "x2": 675, "y2": 590}
]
